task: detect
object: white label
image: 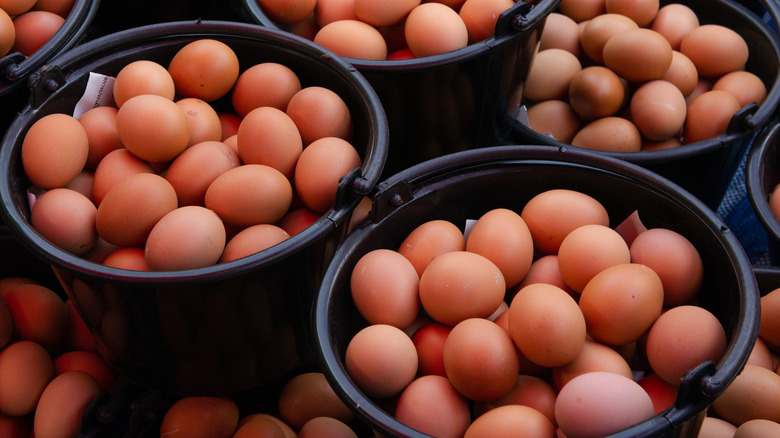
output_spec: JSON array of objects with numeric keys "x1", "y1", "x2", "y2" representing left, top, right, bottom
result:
[{"x1": 72, "y1": 72, "x2": 116, "y2": 119}]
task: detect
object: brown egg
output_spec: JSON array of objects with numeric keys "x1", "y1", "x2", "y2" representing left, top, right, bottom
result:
[
  {"x1": 205, "y1": 164, "x2": 292, "y2": 228},
  {"x1": 520, "y1": 188, "x2": 610, "y2": 255},
  {"x1": 397, "y1": 219, "x2": 466, "y2": 277},
  {"x1": 237, "y1": 106, "x2": 303, "y2": 179},
  {"x1": 95, "y1": 173, "x2": 178, "y2": 247},
  {"x1": 91, "y1": 148, "x2": 154, "y2": 206},
  {"x1": 167, "y1": 39, "x2": 240, "y2": 102},
  {"x1": 734, "y1": 419, "x2": 780, "y2": 437},
  {"x1": 555, "y1": 372, "x2": 654, "y2": 438},
  {"x1": 604, "y1": 0, "x2": 658, "y2": 27},
  {"x1": 661, "y1": 50, "x2": 699, "y2": 97},
  {"x1": 277, "y1": 372, "x2": 354, "y2": 431},
  {"x1": 315, "y1": 0, "x2": 358, "y2": 27},
  {"x1": 650, "y1": 3, "x2": 699, "y2": 50},
  {"x1": 759, "y1": 287, "x2": 780, "y2": 349},
  {"x1": 22, "y1": 113, "x2": 89, "y2": 189},
  {"x1": 419, "y1": 251, "x2": 506, "y2": 325},
  {"x1": 465, "y1": 404, "x2": 555, "y2": 437},
  {"x1": 629, "y1": 227, "x2": 703, "y2": 307},
  {"x1": 116, "y1": 94, "x2": 190, "y2": 163},
  {"x1": 394, "y1": 375, "x2": 471, "y2": 437},
  {"x1": 30, "y1": 188, "x2": 97, "y2": 256},
  {"x1": 603, "y1": 28, "x2": 673, "y2": 83},
  {"x1": 645, "y1": 305, "x2": 727, "y2": 386},
  {"x1": 580, "y1": 13, "x2": 638, "y2": 64},
  {"x1": 11, "y1": 11, "x2": 63, "y2": 57},
  {"x1": 313, "y1": 20, "x2": 388, "y2": 60},
  {"x1": 111, "y1": 60, "x2": 175, "y2": 108},
  {"x1": 164, "y1": 140, "x2": 241, "y2": 207},
  {"x1": 350, "y1": 249, "x2": 420, "y2": 329},
  {"x1": 0, "y1": 340, "x2": 53, "y2": 416},
  {"x1": 551, "y1": 339, "x2": 634, "y2": 390},
  {"x1": 346, "y1": 324, "x2": 418, "y2": 398},
  {"x1": 680, "y1": 24, "x2": 748, "y2": 78},
  {"x1": 524, "y1": 48, "x2": 582, "y2": 102},
  {"x1": 33, "y1": 371, "x2": 102, "y2": 438},
  {"x1": 711, "y1": 364, "x2": 780, "y2": 425},
  {"x1": 145, "y1": 206, "x2": 226, "y2": 271},
  {"x1": 684, "y1": 90, "x2": 741, "y2": 144},
  {"x1": 539, "y1": 12, "x2": 582, "y2": 56},
  {"x1": 713, "y1": 71, "x2": 767, "y2": 108},
  {"x1": 102, "y1": 247, "x2": 150, "y2": 271},
  {"x1": 558, "y1": 0, "x2": 606, "y2": 22},
  {"x1": 526, "y1": 100, "x2": 582, "y2": 144},
  {"x1": 236, "y1": 414, "x2": 295, "y2": 438},
  {"x1": 158, "y1": 396, "x2": 239, "y2": 438},
  {"x1": 260, "y1": 0, "x2": 317, "y2": 25},
  {"x1": 32, "y1": 0, "x2": 76, "y2": 17},
  {"x1": 630, "y1": 79, "x2": 687, "y2": 141},
  {"x1": 286, "y1": 86, "x2": 353, "y2": 145},
  {"x1": 571, "y1": 116, "x2": 642, "y2": 152},
  {"x1": 220, "y1": 224, "x2": 289, "y2": 263},
  {"x1": 578, "y1": 263, "x2": 664, "y2": 346},
  {"x1": 512, "y1": 254, "x2": 575, "y2": 300},
  {"x1": 508, "y1": 283, "x2": 587, "y2": 367},
  {"x1": 353, "y1": 0, "x2": 420, "y2": 27},
  {"x1": 443, "y1": 318, "x2": 520, "y2": 401},
  {"x1": 3, "y1": 283, "x2": 67, "y2": 347},
  {"x1": 465, "y1": 208, "x2": 534, "y2": 288},
  {"x1": 406, "y1": 3, "x2": 469, "y2": 56},
  {"x1": 233, "y1": 417, "x2": 286, "y2": 438},
  {"x1": 697, "y1": 417, "x2": 738, "y2": 438},
  {"x1": 473, "y1": 374, "x2": 558, "y2": 425},
  {"x1": 231, "y1": 62, "x2": 301, "y2": 117},
  {"x1": 0, "y1": 8, "x2": 14, "y2": 58},
  {"x1": 78, "y1": 106, "x2": 123, "y2": 170},
  {"x1": 458, "y1": 0, "x2": 513, "y2": 43},
  {"x1": 568, "y1": 66, "x2": 625, "y2": 120},
  {"x1": 175, "y1": 98, "x2": 222, "y2": 147},
  {"x1": 298, "y1": 417, "x2": 357, "y2": 438},
  {"x1": 557, "y1": 224, "x2": 631, "y2": 293},
  {"x1": 293, "y1": 136, "x2": 361, "y2": 213}
]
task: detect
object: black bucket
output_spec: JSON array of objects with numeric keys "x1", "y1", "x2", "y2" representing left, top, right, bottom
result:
[
  {"x1": 0, "y1": 20, "x2": 389, "y2": 397},
  {"x1": 502, "y1": 0, "x2": 780, "y2": 212},
  {"x1": 0, "y1": 0, "x2": 100, "y2": 133},
  {"x1": 241, "y1": 0, "x2": 560, "y2": 177},
  {"x1": 314, "y1": 145, "x2": 759, "y2": 437},
  {"x1": 0, "y1": 0, "x2": 99, "y2": 97},
  {"x1": 746, "y1": 119, "x2": 780, "y2": 265}
]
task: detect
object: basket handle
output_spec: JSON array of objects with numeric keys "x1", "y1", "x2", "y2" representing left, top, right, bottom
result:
[{"x1": 495, "y1": 0, "x2": 563, "y2": 36}]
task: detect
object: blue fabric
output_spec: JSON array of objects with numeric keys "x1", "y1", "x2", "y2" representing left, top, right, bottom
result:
[{"x1": 717, "y1": 148, "x2": 773, "y2": 266}]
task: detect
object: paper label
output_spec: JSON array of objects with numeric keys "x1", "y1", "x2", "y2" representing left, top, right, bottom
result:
[{"x1": 72, "y1": 72, "x2": 116, "y2": 119}]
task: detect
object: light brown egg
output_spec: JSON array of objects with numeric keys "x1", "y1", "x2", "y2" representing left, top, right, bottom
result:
[
  {"x1": 458, "y1": 0, "x2": 513, "y2": 43},
  {"x1": 526, "y1": 100, "x2": 582, "y2": 143},
  {"x1": 164, "y1": 140, "x2": 241, "y2": 207},
  {"x1": 712, "y1": 70, "x2": 767, "y2": 108},
  {"x1": 237, "y1": 106, "x2": 302, "y2": 179},
  {"x1": 572, "y1": 116, "x2": 642, "y2": 152},
  {"x1": 11, "y1": 11, "x2": 63, "y2": 57},
  {"x1": 579, "y1": 13, "x2": 638, "y2": 64},
  {"x1": 524, "y1": 48, "x2": 582, "y2": 102},
  {"x1": 33, "y1": 371, "x2": 102, "y2": 438},
  {"x1": 30, "y1": 188, "x2": 97, "y2": 256},
  {"x1": 111, "y1": 60, "x2": 175, "y2": 108},
  {"x1": 168, "y1": 39, "x2": 240, "y2": 102},
  {"x1": 558, "y1": 0, "x2": 606, "y2": 22},
  {"x1": 115, "y1": 94, "x2": 190, "y2": 163},
  {"x1": 78, "y1": 106, "x2": 123, "y2": 170},
  {"x1": 539, "y1": 12, "x2": 582, "y2": 57},
  {"x1": 145, "y1": 206, "x2": 226, "y2": 271},
  {"x1": 346, "y1": 324, "x2": 418, "y2": 398},
  {"x1": 406, "y1": 3, "x2": 469, "y2": 56},
  {"x1": 91, "y1": 148, "x2": 154, "y2": 206},
  {"x1": 711, "y1": 364, "x2": 780, "y2": 425},
  {"x1": 464, "y1": 404, "x2": 555, "y2": 438},
  {"x1": 293, "y1": 136, "x2": 361, "y2": 213},
  {"x1": 175, "y1": 98, "x2": 222, "y2": 148},
  {"x1": 22, "y1": 113, "x2": 89, "y2": 189},
  {"x1": 231, "y1": 62, "x2": 301, "y2": 117},
  {"x1": 465, "y1": 208, "x2": 534, "y2": 288},
  {"x1": 286, "y1": 86, "x2": 353, "y2": 145},
  {"x1": 551, "y1": 339, "x2": 634, "y2": 390},
  {"x1": 205, "y1": 164, "x2": 292, "y2": 228},
  {"x1": 397, "y1": 219, "x2": 466, "y2": 277},
  {"x1": 661, "y1": 50, "x2": 699, "y2": 97},
  {"x1": 603, "y1": 28, "x2": 672, "y2": 82},
  {"x1": 645, "y1": 305, "x2": 727, "y2": 386},
  {"x1": 684, "y1": 90, "x2": 741, "y2": 144},
  {"x1": 557, "y1": 224, "x2": 631, "y2": 293},
  {"x1": 313, "y1": 19, "x2": 388, "y2": 60},
  {"x1": 630, "y1": 79, "x2": 687, "y2": 141},
  {"x1": 680, "y1": 24, "x2": 748, "y2": 78},
  {"x1": 277, "y1": 372, "x2": 354, "y2": 431},
  {"x1": 394, "y1": 375, "x2": 471, "y2": 437},
  {"x1": 650, "y1": 3, "x2": 699, "y2": 50},
  {"x1": 605, "y1": 0, "x2": 658, "y2": 27},
  {"x1": 350, "y1": 248, "x2": 420, "y2": 328}
]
